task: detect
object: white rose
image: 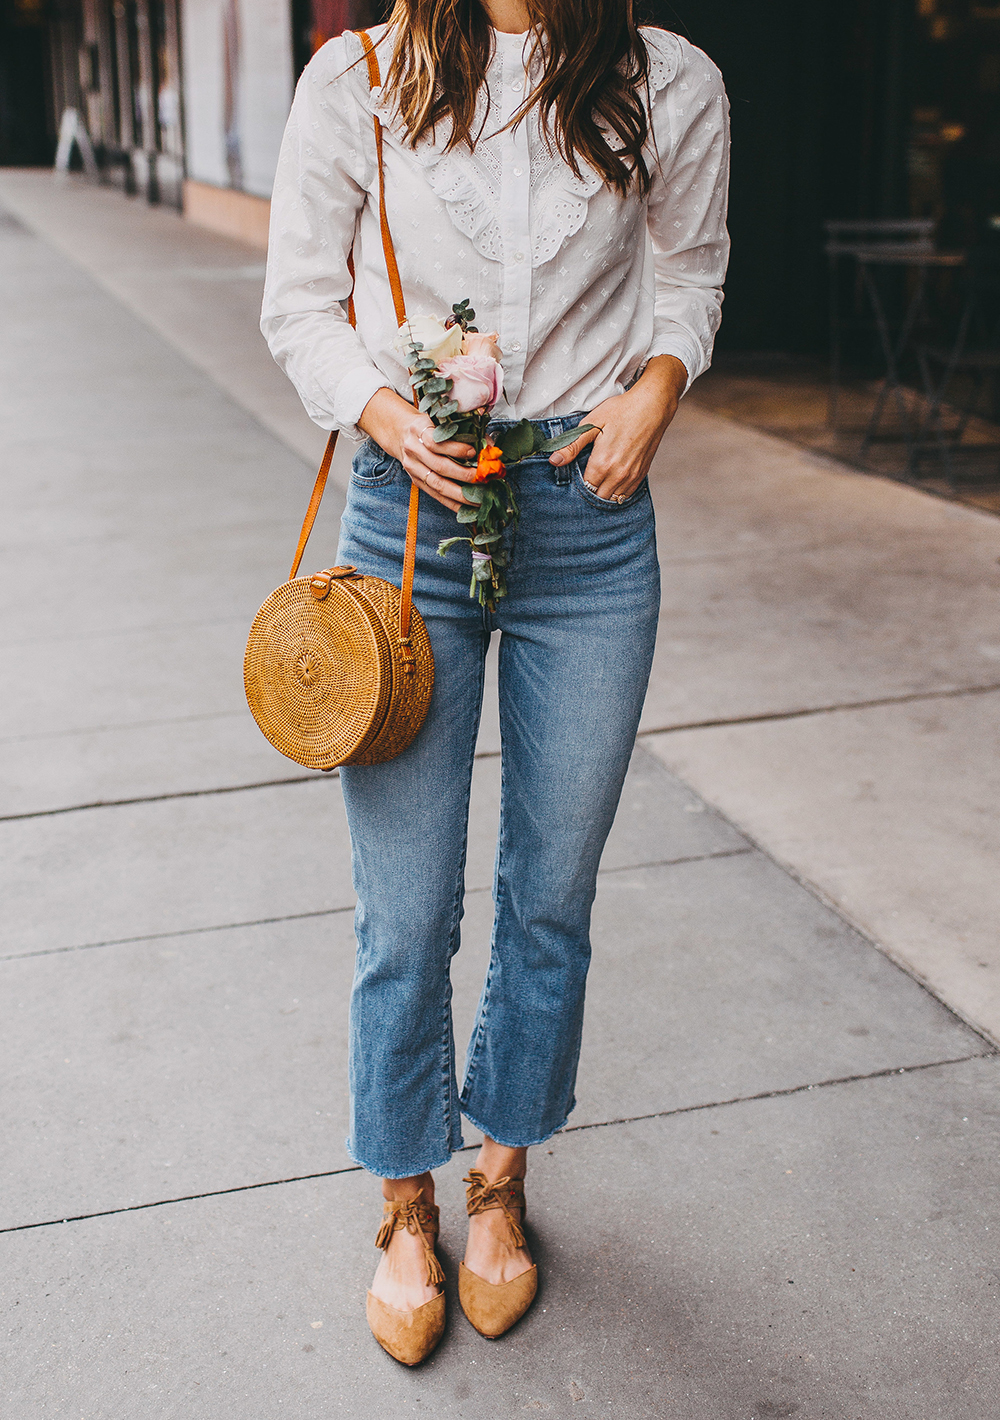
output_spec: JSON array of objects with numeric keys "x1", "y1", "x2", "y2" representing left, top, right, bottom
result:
[{"x1": 397, "y1": 315, "x2": 463, "y2": 365}]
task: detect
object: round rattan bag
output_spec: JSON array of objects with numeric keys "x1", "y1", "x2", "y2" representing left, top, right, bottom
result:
[
  {"x1": 246, "y1": 52, "x2": 434, "y2": 773},
  {"x1": 244, "y1": 563, "x2": 434, "y2": 771}
]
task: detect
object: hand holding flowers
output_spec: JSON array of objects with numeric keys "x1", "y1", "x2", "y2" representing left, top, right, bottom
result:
[{"x1": 399, "y1": 300, "x2": 593, "y2": 608}]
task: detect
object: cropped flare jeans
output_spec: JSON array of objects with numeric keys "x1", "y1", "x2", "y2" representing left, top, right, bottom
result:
[{"x1": 336, "y1": 414, "x2": 660, "y2": 1178}]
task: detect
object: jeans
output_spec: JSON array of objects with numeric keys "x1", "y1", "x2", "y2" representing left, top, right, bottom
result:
[{"x1": 335, "y1": 413, "x2": 660, "y2": 1178}]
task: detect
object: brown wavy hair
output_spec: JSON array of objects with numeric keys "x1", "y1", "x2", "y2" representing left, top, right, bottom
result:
[{"x1": 378, "y1": 0, "x2": 653, "y2": 197}]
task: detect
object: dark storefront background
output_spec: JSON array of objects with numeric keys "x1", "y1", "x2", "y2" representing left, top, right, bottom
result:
[
  {"x1": 0, "y1": 0, "x2": 53, "y2": 164},
  {"x1": 3, "y1": 0, "x2": 999, "y2": 356},
  {"x1": 648, "y1": 0, "x2": 1000, "y2": 352}
]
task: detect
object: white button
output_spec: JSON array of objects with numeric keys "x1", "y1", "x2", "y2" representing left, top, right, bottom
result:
[
  {"x1": 510, "y1": 79, "x2": 522, "y2": 90},
  {"x1": 513, "y1": 251, "x2": 525, "y2": 263},
  {"x1": 510, "y1": 341, "x2": 522, "y2": 352},
  {"x1": 512, "y1": 166, "x2": 523, "y2": 177}
]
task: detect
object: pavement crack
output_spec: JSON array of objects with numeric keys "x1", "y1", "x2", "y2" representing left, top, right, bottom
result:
[
  {"x1": 0, "y1": 709, "x2": 246, "y2": 747},
  {"x1": 0, "y1": 774, "x2": 327, "y2": 822},
  {"x1": 0, "y1": 747, "x2": 508, "y2": 820},
  {"x1": 560, "y1": 1052, "x2": 998, "y2": 1136},
  {"x1": 0, "y1": 850, "x2": 753, "y2": 963},
  {"x1": 3, "y1": 1053, "x2": 993, "y2": 1237},
  {"x1": 0, "y1": 905, "x2": 358, "y2": 961},
  {"x1": 638, "y1": 680, "x2": 1000, "y2": 738},
  {"x1": 600, "y1": 847, "x2": 753, "y2": 874},
  {"x1": 0, "y1": 1164, "x2": 366, "y2": 1236}
]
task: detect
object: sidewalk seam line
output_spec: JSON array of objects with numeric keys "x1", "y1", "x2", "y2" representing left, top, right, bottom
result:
[
  {"x1": 637, "y1": 679, "x2": 1000, "y2": 739},
  {"x1": 0, "y1": 774, "x2": 326, "y2": 822},
  {"x1": 559, "y1": 1052, "x2": 997, "y2": 1136},
  {"x1": 2, "y1": 1052, "x2": 991, "y2": 1237},
  {"x1": 0, "y1": 709, "x2": 246, "y2": 747},
  {"x1": 0, "y1": 849, "x2": 755, "y2": 963},
  {"x1": 656, "y1": 797, "x2": 1000, "y2": 1054},
  {"x1": 9, "y1": 677, "x2": 1000, "y2": 821}
]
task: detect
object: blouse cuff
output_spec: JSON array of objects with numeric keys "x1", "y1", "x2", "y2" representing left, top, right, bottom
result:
[
  {"x1": 644, "y1": 334, "x2": 703, "y2": 396},
  {"x1": 333, "y1": 366, "x2": 394, "y2": 441}
]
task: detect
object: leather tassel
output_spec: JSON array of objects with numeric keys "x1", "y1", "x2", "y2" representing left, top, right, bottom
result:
[
  {"x1": 425, "y1": 1248, "x2": 446, "y2": 1287},
  {"x1": 507, "y1": 1217, "x2": 526, "y2": 1250}
]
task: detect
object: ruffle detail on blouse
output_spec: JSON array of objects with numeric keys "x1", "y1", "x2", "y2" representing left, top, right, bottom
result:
[
  {"x1": 351, "y1": 27, "x2": 682, "y2": 270},
  {"x1": 642, "y1": 27, "x2": 683, "y2": 97},
  {"x1": 529, "y1": 156, "x2": 603, "y2": 268},
  {"x1": 365, "y1": 79, "x2": 591, "y2": 269}
]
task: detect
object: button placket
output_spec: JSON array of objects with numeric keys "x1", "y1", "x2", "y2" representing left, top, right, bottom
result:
[{"x1": 497, "y1": 40, "x2": 531, "y2": 404}]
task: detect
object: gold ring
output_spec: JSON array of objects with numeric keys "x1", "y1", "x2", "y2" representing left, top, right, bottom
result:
[
  {"x1": 583, "y1": 478, "x2": 598, "y2": 492},
  {"x1": 615, "y1": 493, "x2": 627, "y2": 504}
]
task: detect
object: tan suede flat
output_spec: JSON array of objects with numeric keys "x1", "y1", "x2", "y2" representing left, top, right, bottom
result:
[
  {"x1": 366, "y1": 1192, "x2": 446, "y2": 1365},
  {"x1": 459, "y1": 1170, "x2": 537, "y2": 1338}
]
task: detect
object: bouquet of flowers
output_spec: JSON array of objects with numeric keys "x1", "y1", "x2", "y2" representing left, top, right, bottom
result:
[{"x1": 400, "y1": 300, "x2": 593, "y2": 610}]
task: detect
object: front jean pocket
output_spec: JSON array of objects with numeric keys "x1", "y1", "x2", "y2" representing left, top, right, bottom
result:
[
  {"x1": 574, "y1": 467, "x2": 650, "y2": 511},
  {"x1": 351, "y1": 439, "x2": 399, "y2": 488}
]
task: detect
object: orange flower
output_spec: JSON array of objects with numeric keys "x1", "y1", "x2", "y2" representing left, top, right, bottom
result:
[{"x1": 469, "y1": 442, "x2": 505, "y2": 483}]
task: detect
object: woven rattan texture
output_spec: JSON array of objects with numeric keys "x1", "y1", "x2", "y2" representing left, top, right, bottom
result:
[
  {"x1": 245, "y1": 576, "x2": 389, "y2": 769},
  {"x1": 244, "y1": 573, "x2": 433, "y2": 770},
  {"x1": 341, "y1": 576, "x2": 434, "y2": 766}
]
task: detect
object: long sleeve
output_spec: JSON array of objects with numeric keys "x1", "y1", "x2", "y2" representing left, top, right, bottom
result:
[
  {"x1": 260, "y1": 38, "x2": 390, "y2": 439},
  {"x1": 644, "y1": 34, "x2": 730, "y2": 391}
]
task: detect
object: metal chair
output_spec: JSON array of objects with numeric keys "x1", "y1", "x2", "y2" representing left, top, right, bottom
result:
[
  {"x1": 825, "y1": 218, "x2": 936, "y2": 428},
  {"x1": 911, "y1": 250, "x2": 1000, "y2": 486}
]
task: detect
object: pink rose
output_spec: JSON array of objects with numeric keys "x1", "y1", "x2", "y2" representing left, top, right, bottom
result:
[
  {"x1": 462, "y1": 330, "x2": 503, "y2": 361},
  {"x1": 438, "y1": 353, "x2": 503, "y2": 412}
]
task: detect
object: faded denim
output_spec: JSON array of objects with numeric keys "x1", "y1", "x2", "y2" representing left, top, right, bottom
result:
[{"x1": 335, "y1": 414, "x2": 659, "y2": 1178}]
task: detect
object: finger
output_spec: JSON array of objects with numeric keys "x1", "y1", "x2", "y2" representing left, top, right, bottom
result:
[
  {"x1": 548, "y1": 424, "x2": 602, "y2": 466},
  {"x1": 432, "y1": 437, "x2": 477, "y2": 461},
  {"x1": 406, "y1": 469, "x2": 464, "y2": 512},
  {"x1": 419, "y1": 445, "x2": 479, "y2": 485},
  {"x1": 580, "y1": 458, "x2": 645, "y2": 503},
  {"x1": 411, "y1": 423, "x2": 476, "y2": 462},
  {"x1": 404, "y1": 459, "x2": 477, "y2": 508}
]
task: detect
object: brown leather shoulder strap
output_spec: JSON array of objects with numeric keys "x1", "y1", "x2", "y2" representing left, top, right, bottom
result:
[{"x1": 289, "y1": 27, "x2": 421, "y2": 664}]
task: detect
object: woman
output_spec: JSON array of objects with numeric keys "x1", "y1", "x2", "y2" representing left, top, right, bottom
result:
[{"x1": 262, "y1": 0, "x2": 729, "y2": 1365}]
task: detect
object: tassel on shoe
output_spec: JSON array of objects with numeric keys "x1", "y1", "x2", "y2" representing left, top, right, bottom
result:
[
  {"x1": 460, "y1": 1171, "x2": 537, "y2": 1338},
  {"x1": 366, "y1": 1189, "x2": 446, "y2": 1364}
]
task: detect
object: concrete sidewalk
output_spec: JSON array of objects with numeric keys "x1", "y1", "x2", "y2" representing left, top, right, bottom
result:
[
  {"x1": 4, "y1": 169, "x2": 999, "y2": 1044},
  {"x1": 2, "y1": 173, "x2": 999, "y2": 1417}
]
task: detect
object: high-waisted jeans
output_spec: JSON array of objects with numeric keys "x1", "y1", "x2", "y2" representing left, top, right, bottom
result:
[{"x1": 335, "y1": 413, "x2": 660, "y2": 1178}]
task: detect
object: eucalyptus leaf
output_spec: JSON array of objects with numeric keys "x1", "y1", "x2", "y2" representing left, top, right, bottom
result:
[
  {"x1": 456, "y1": 505, "x2": 479, "y2": 523},
  {"x1": 432, "y1": 423, "x2": 459, "y2": 442},
  {"x1": 473, "y1": 531, "x2": 502, "y2": 545},
  {"x1": 424, "y1": 377, "x2": 450, "y2": 395},
  {"x1": 536, "y1": 423, "x2": 597, "y2": 454},
  {"x1": 460, "y1": 484, "x2": 484, "y2": 504},
  {"x1": 496, "y1": 418, "x2": 535, "y2": 464}
]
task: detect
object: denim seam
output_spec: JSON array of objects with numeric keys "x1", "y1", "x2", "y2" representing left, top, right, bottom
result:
[
  {"x1": 459, "y1": 637, "x2": 509, "y2": 1107},
  {"x1": 438, "y1": 636, "x2": 488, "y2": 1158}
]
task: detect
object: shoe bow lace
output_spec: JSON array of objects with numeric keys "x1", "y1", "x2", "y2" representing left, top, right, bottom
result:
[
  {"x1": 463, "y1": 1169, "x2": 526, "y2": 1249},
  {"x1": 374, "y1": 1188, "x2": 445, "y2": 1287}
]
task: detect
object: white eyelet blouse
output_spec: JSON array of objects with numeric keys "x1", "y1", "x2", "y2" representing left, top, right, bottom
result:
[{"x1": 261, "y1": 24, "x2": 730, "y2": 439}]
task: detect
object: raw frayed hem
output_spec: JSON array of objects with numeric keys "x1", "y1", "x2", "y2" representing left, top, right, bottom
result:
[
  {"x1": 344, "y1": 1136, "x2": 461, "y2": 1181},
  {"x1": 459, "y1": 1103, "x2": 573, "y2": 1151}
]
